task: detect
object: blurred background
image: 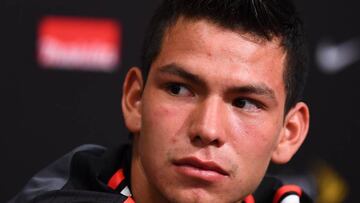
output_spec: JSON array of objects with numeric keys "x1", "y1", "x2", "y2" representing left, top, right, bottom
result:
[{"x1": 1, "y1": 0, "x2": 359, "y2": 202}]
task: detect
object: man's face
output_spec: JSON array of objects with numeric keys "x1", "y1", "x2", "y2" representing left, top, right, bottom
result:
[{"x1": 131, "y1": 18, "x2": 288, "y2": 202}]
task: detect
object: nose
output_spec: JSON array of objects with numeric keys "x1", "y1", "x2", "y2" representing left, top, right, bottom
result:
[{"x1": 189, "y1": 96, "x2": 226, "y2": 147}]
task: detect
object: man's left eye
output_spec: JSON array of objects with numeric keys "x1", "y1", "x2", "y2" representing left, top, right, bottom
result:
[
  {"x1": 232, "y1": 98, "x2": 262, "y2": 111},
  {"x1": 166, "y1": 83, "x2": 193, "y2": 97}
]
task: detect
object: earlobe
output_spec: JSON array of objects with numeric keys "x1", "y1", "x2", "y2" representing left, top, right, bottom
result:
[
  {"x1": 121, "y1": 67, "x2": 144, "y2": 134},
  {"x1": 271, "y1": 102, "x2": 310, "y2": 164}
]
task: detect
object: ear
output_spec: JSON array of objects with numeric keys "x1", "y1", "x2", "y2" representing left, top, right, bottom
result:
[
  {"x1": 271, "y1": 102, "x2": 310, "y2": 164},
  {"x1": 121, "y1": 67, "x2": 144, "y2": 134}
]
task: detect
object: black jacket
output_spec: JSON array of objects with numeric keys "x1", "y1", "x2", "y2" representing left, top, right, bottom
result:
[{"x1": 9, "y1": 143, "x2": 313, "y2": 203}]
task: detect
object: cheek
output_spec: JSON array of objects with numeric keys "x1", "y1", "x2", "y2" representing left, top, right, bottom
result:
[
  {"x1": 138, "y1": 97, "x2": 194, "y2": 186},
  {"x1": 227, "y1": 112, "x2": 281, "y2": 160},
  {"x1": 141, "y1": 97, "x2": 190, "y2": 146}
]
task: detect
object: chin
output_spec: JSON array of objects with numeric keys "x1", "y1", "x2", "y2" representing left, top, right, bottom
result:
[{"x1": 161, "y1": 188, "x2": 238, "y2": 203}]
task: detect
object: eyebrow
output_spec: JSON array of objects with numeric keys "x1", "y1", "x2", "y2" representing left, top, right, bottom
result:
[
  {"x1": 228, "y1": 85, "x2": 277, "y2": 101},
  {"x1": 157, "y1": 63, "x2": 277, "y2": 102},
  {"x1": 158, "y1": 63, "x2": 206, "y2": 87}
]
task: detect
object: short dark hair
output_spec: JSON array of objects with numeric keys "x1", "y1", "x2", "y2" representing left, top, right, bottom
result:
[{"x1": 141, "y1": 0, "x2": 308, "y2": 113}]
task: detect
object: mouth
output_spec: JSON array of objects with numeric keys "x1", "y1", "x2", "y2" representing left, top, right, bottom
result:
[{"x1": 173, "y1": 157, "x2": 229, "y2": 182}]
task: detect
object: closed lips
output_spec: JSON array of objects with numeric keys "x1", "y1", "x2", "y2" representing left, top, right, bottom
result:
[{"x1": 173, "y1": 157, "x2": 229, "y2": 176}]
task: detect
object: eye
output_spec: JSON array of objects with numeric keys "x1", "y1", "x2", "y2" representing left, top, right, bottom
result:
[
  {"x1": 166, "y1": 83, "x2": 193, "y2": 97},
  {"x1": 232, "y1": 98, "x2": 262, "y2": 112}
]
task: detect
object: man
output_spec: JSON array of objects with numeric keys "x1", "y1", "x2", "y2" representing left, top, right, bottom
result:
[{"x1": 10, "y1": 0, "x2": 311, "y2": 202}]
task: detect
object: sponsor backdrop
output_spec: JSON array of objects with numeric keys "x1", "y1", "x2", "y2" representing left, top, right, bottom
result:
[{"x1": 2, "y1": 0, "x2": 359, "y2": 202}]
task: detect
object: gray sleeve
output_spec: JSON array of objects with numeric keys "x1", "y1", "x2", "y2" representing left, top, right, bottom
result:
[{"x1": 7, "y1": 144, "x2": 106, "y2": 203}]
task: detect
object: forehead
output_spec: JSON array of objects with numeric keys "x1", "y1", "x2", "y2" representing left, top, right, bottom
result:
[
  {"x1": 164, "y1": 17, "x2": 282, "y2": 52},
  {"x1": 158, "y1": 17, "x2": 285, "y2": 68}
]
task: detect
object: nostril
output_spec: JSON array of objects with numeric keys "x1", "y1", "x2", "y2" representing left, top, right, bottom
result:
[
  {"x1": 190, "y1": 134, "x2": 221, "y2": 147},
  {"x1": 191, "y1": 135, "x2": 202, "y2": 145},
  {"x1": 210, "y1": 139, "x2": 220, "y2": 147}
]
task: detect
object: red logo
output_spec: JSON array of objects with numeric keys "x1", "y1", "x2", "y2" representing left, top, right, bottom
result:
[{"x1": 37, "y1": 16, "x2": 122, "y2": 72}]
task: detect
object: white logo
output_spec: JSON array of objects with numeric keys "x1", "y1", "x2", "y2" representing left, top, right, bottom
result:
[
  {"x1": 280, "y1": 194, "x2": 300, "y2": 203},
  {"x1": 315, "y1": 38, "x2": 360, "y2": 74}
]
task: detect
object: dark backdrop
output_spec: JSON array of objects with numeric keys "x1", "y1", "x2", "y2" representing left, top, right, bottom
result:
[{"x1": 2, "y1": 0, "x2": 359, "y2": 202}]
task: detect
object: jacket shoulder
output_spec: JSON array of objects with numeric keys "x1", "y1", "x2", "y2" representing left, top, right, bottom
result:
[{"x1": 8, "y1": 144, "x2": 107, "y2": 203}]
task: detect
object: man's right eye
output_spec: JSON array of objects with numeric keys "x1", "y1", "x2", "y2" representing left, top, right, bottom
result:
[{"x1": 166, "y1": 83, "x2": 193, "y2": 97}]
